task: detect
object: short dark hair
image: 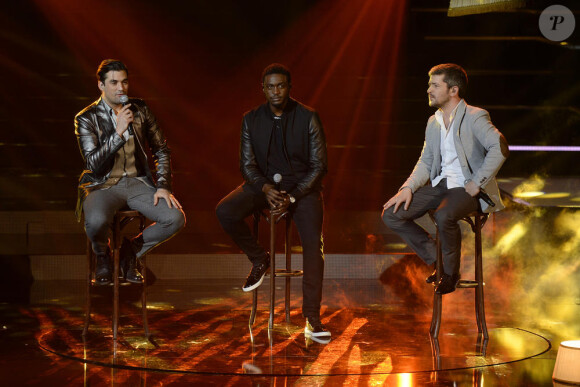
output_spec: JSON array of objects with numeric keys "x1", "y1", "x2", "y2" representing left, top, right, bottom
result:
[
  {"x1": 261, "y1": 63, "x2": 291, "y2": 85},
  {"x1": 96, "y1": 59, "x2": 129, "y2": 83},
  {"x1": 429, "y1": 63, "x2": 468, "y2": 98}
]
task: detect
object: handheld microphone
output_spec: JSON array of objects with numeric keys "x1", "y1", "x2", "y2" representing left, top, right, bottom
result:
[
  {"x1": 465, "y1": 179, "x2": 495, "y2": 207},
  {"x1": 478, "y1": 188, "x2": 495, "y2": 207},
  {"x1": 118, "y1": 95, "x2": 134, "y2": 135},
  {"x1": 273, "y1": 173, "x2": 282, "y2": 191}
]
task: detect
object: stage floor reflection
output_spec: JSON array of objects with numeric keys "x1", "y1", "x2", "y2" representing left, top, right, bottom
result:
[
  {"x1": 34, "y1": 286, "x2": 549, "y2": 377},
  {"x1": 3, "y1": 277, "x2": 566, "y2": 385}
]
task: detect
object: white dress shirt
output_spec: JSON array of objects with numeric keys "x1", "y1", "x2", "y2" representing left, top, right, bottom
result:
[{"x1": 431, "y1": 99, "x2": 466, "y2": 189}]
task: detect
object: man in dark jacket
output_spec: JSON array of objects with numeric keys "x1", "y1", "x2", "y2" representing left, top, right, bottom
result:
[
  {"x1": 75, "y1": 59, "x2": 185, "y2": 286},
  {"x1": 216, "y1": 63, "x2": 330, "y2": 339}
]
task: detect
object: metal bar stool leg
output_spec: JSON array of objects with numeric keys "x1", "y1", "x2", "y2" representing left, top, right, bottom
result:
[
  {"x1": 249, "y1": 211, "x2": 300, "y2": 328},
  {"x1": 249, "y1": 213, "x2": 260, "y2": 327},
  {"x1": 268, "y1": 212, "x2": 276, "y2": 330},
  {"x1": 474, "y1": 214, "x2": 489, "y2": 339},
  {"x1": 141, "y1": 254, "x2": 149, "y2": 337},
  {"x1": 138, "y1": 216, "x2": 150, "y2": 338},
  {"x1": 430, "y1": 227, "x2": 443, "y2": 338},
  {"x1": 430, "y1": 211, "x2": 489, "y2": 339},
  {"x1": 250, "y1": 291, "x2": 258, "y2": 327},
  {"x1": 284, "y1": 215, "x2": 292, "y2": 324},
  {"x1": 112, "y1": 213, "x2": 121, "y2": 341},
  {"x1": 83, "y1": 237, "x2": 93, "y2": 336},
  {"x1": 84, "y1": 210, "x2": 149, "y2": 340}
]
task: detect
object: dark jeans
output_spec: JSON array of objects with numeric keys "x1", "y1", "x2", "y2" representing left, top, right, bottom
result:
[
  {"x1": 216, "y1": 184, "x2": 325, "y2": 318},
  {"x1": 382, "y1": 180, "x2": 478, "y2": 276}
]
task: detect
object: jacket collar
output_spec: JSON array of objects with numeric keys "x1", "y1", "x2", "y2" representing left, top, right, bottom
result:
[
  {"x1": 434, "y1": 99, "x2": 465, "y2": 131},
  {"x1": 95, "y1": 97, "x2": 116, "y2": 135},
  {"x1": 259, "y1": 98, "x2": 297, "y2": 120},
  {"x1": 453, "y1": 99, "x2": 467, "y2": 134}
]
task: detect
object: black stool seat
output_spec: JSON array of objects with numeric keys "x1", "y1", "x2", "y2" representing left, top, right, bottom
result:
[
  {"x1": 429, "y1": 210, "x2": 489, "y2": 339},
  {"x1": 83, "y1": 209, "x2": 149, "y2": 340},
  {"x1": 250, "y1": 210, "x2": 303, "y2": 330}
]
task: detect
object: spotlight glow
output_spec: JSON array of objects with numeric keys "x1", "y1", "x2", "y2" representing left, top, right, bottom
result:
[
  {"x1": 494, "y1": 222, "x2": 526, "y2": 255},
  {"x1": 537, "y1": 192, "x2": 571, "y2": 199},
  {"x1": 515, "y1": 191, "x2": 545, "y2": 198}
]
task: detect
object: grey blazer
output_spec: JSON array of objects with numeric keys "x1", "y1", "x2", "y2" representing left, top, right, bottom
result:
[{"x1": 401, "y1": 101, "x2": 509, "y2": 212}]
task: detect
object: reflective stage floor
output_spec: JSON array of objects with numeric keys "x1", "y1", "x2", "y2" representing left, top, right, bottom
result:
[{"x1": 0, "y1": 277, "x2": 567, "y2": 386}]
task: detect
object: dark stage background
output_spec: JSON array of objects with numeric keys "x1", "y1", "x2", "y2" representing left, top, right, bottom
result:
[{"x1": 1, "y1": 0, "x2": 579, "y2": 213}]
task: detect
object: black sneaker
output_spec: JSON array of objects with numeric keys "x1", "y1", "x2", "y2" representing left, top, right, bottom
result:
[
  {"x1": 305, "y1": 316, "x2": 331, "y2": 338},
  {"x1": 242, "y1": 259, "x2": 270, "y2": 292}
]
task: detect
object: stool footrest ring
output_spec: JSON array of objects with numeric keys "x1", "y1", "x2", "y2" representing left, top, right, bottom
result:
[
  {"x1": 457, "y1": 280, "x2": 483, "y2": 288},
  {"x1": 274, "y1": 269, "x2": 303, "y2": 277},
  {"x1": 266, "y1": 269, "x2": 303, "y2": 277}
]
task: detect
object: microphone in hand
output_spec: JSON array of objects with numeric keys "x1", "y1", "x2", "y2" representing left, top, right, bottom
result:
[
  {"x1": 465, "y1": 179, "x2": 495, "y2": 207},
  {"x1": 273, "y1": 173, "x2": 282, "y2": 191},
  {"x1": 119, "y1": 95, "x2": 134, "y2": 135},
  {"x1": 477, "y1": 188, "x2": 495, "y2": 207},
  {"x1": 271, "y1": 173, "x2": 284, "y2": 211}
]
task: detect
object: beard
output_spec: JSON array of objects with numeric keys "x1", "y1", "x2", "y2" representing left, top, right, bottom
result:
[{"x1": 428, "y1": 95, "x2": 447, "y2": 109}]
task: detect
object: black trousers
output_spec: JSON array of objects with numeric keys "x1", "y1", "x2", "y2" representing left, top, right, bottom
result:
[
  {"x1": 382, "y1": 180, "x2": 478, "y2": 276},
  {"x1": 216, "y1": 184, "x2": 324, "y2": 318}
]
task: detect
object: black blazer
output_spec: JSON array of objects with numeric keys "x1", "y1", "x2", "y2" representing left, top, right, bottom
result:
[{"x1": 240, "y1": 98, "x2": 327, "y2": 201}]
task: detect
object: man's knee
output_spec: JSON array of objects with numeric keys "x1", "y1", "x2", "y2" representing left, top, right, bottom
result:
[
  {"x1": 433, "y1": 209, "x2": 456, "y2": 228},
  {"x1": 433, "y1": 210, "x2": 459, "y2": 230},
  {"x1": 381, "y1": 207, "x2": 398, "y2": 228},
  {"x1": 215, "y1": 201, "x2": 233, "y2": 226},
  {"x1": 216, "y1": 198, "x2": 248, "y2": 228},
  {"x1": 166, "y1": 209, "x2": 186, "y2": 233},
  {"x1": 84, "y1": 212, "x2": 110, "y2": 238}
]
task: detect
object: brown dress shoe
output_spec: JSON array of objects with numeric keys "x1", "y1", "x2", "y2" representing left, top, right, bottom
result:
[{"x1": 94, "y1": 253, "x2": 112, "y2": 285}]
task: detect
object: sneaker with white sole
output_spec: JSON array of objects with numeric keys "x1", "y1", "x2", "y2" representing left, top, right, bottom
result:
[
  {"x1": 305, "y1": 316, "x2": 331, "y2": 338},
  {"x1": 242, "y1": 259, "x2": 270, "y2": 292},
  {"x1": 306, "y1": 335, "x2": 331, "y2": 345}
]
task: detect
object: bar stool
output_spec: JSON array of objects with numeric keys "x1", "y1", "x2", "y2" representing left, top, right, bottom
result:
[
  {"x1": 83, "y1": 210, "x2": 149, "y2": 340},
  {"x1": 249, "y1": 210, "x2": 303, "y2": 330},
  {"x1": 429, "y1": 333, "x2": 488, "y2": 383},
  {"x1": 429, "y1": 211, "x2": 489, "y2": 339}
]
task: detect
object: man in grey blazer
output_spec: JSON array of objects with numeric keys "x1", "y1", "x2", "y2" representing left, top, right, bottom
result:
[{"x1": 382, "y1": 63, "x2": 509, "y2": 294}]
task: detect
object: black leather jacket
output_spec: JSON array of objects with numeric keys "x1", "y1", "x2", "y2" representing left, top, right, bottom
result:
[
  {"x1": 74, "y1": 97, "x2": 172, "y2": 219},
  {"x1": 240, "y1": 99, "x2": 327, "y2": 201}
]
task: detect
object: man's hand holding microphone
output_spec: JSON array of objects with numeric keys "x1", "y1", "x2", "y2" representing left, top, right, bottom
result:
[{"x1": 262, "y1": 174, "x2": 295, "y2": 216}]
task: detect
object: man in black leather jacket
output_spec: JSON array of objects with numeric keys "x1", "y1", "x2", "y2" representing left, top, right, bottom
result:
[
  {"x1": 216, "y1": 63, "x2": 330, "y2": 339},
  {"x1": 75, "y1": 59, "x2": 185, "y2": 285}
]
